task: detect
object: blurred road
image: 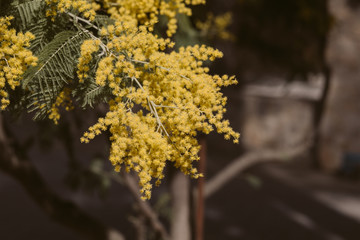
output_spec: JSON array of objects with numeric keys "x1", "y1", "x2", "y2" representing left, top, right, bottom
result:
[
  {"x1": 2, "y1": 156, "x2": 360, "y2": 240},
  {"x1": 205, "y1": 163, "x2": 360, "y2": 240}
]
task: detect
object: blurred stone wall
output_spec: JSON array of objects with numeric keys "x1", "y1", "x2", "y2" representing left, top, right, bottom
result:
[
  {"x1": 241, "y1": 95, "x2": 314, "y2": 151},
  {"x1": 318, "y1": 0, "x2": 360, "y2": 172}
]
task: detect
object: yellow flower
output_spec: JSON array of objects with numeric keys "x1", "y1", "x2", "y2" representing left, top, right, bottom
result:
[
  {"x1": 48, "y1": 88, "x2": 74, "y2": 124},
  {"x1": 196, "y1": 12, "x2": 235, "y2": 41},
  {"x1": 0, "y1": 16, "x2": 37, "y2": 110},
  {"x1": 102, "y1": 0, "x2": 205, "y2": 36},
  {"x1": 45, "y1": 0, "x2": 99, "y2": 21},
  {"x1": 79, "y1": 19, "x2": 239, "y2": 199}
]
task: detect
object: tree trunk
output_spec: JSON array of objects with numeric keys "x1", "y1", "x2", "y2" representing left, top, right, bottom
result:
[
  {"x1": 170, "y1": 172, "x2": 191, "y2": 240},
  {"x1": 318, "y1": 0, "x2": 360, "y2": 172}
]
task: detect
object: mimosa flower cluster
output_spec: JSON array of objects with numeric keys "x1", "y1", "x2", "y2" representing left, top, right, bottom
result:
[
  {"x1": 48, "y1": 87, "x2": 74, "y2": 124},
  {"x1": 102, "y1": 0, "x2": 206, "y2": 36},
  {"x1": 45, "y1": 0, "x2": 100, "y2": 21},
  {"x1": 0, "y1": 16, "x2": 37, "y2": 110},
  {"x1": 78, "y1": 22, "x2": 239, "y2": 199},
  {"x1": 47, "y1": 0, "x2": 206, "y2": 37},
  {"x1": 196, "y1": 12, "x2": 235, "y2": 41}
]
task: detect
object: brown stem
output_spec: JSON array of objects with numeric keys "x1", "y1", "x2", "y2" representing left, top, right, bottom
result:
[
  {"x1": 312, "y1": 65, "x2": 331, "y2": 168},
  {"x1": 204, "y1": 142, "x2": 310, "y2": 199},
  {"x1": 196, "y1": 138, "x2": 206, "y2": 240},
  {"x1": 312, "y1": 0, "x2": 331, "y2": 168},
  {"x1": 0, "y1": 114, "x2": 124, "y2": 240},
  {"x1": 129, "y1": 214, "x2": 146, "y2": 240},
  {"x1": 121, "y1": 171, "x2": 170, "y2": 240}
]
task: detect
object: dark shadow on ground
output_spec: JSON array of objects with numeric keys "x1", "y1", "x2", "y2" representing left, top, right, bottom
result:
[{"x1": 205, "y1": 165, "x2": 360, "y2": 240}]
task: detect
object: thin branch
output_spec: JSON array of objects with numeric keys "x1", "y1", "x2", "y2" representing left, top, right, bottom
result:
[
  {"x1": 96, "y1": 169, "x2": 169, "y2": 239},
  {"x1": 2, "y1": 57, "x2": 10, "y2": 67},
  {"x1": 129, "y1": 214, "x2": 146, "y2": 240},
  {"x1": 131, "y1": 76, "x2": 169, "y2": 137},
  {"x1": 106, "y1": 2, "x2": 120, "y2": 7},
  {"x1": 196, "y1": 138, "x2": 206, "y2": 240},
  {"x1": 66, "y1": 11, "x2": 100, "y2": 30},
  {"x1": 120, "y1": 171, "x2": 170, "y2": 240},
  {"x1": 66, "y1": 12, "x2": 108, "y2": 55},
  {"x1": 204, "y1": 142, "x2": 311, "y2": 199},
  {"x1": 0, "y1": 114, "x2": 125, "y2": 240}
]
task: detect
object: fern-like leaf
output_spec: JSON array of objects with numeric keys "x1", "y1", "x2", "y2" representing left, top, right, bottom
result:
[
  {"x1": 72, "y1": 81, "x2": 110, "y2": 108},
  {"x1": 24, "y1": 30, "x2": 89, "y2": 91},
  {"x1": 27, "y1": 18, "x2": 48, "y2": 53},
  {"x1": 24, "y1": 30, "x2": 91, "y2": 119},
  {"x1": 12, "y1": 0, "x2": 44, "y2": 30},
  {"x1": 83, "y1": 83, "x2": 108, "y2": 108},
  {"x1": 27, "y1": 91, "x2": 56, "y2": 120}
]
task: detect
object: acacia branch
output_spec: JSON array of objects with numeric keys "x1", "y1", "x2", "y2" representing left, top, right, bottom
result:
[
  {"x1": 0, "y1": 114, "x2": 125, "y2": 240},
  {"x1": 121, "y1": 171, "x2": 170, "y2": 240},
  {"x1": 204, "y1": 142, "x2": 311, "y2": 199},
  {"x1": 129, "y1": 214, "x2": 146, "y2": 240}
]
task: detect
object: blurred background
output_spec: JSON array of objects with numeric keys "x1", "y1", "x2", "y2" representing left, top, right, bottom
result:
[{"x1": 1, "y1": 0, "x2": 360, "y2": 239}]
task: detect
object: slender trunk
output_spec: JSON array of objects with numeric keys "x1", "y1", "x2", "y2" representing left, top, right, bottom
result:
[
  {"x1": 311, "y1": 0, "x2": 332, "y2": 168},
  {"x1": 122, "y1": 172, "x2": 169, "y2": 240},
  {"x1": 196, "y1": 138, "x2": 206, "y2": 240},
  {"x1": 312, "y1": 65, "x2": 331, "y2": 168},
  {"x1": 170, "y1": 172, "x2": 191, "y2": 240}
]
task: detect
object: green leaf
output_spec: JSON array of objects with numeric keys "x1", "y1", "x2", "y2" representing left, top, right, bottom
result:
[
  {"x1": 13, "y1": 0, "x2": 44, "y2": 30},
  {"x1": 24, "y1": 30, "x2": 91, "y2": 119}
]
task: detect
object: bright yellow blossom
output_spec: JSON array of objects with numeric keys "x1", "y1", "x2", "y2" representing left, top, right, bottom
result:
[
  {"x1": 0, "y1": 16, "x2": 37, "y2": 110},
  {"x1": 48, "y1": 87, "x2": 74, "y2": 124},
  {"x1": 102, "y1": 0, "x2": 206, "y2": 36},
  {"x1": 79, "y1": 20, "x2": 239, "y2": 199},
  {"x1": 45, "y1": 0, "x2": 100, "y2": 21}
]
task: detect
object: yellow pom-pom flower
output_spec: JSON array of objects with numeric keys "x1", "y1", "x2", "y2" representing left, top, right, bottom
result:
[{"x1": 0, "y1": 16, "x2": 37, "y2": 110}]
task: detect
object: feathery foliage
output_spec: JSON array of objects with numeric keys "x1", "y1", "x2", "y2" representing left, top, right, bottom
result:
[
  {"x1": 12, "y1": 0, "x2": 44, "y2": 30},
  {"x1": 24, "y1": 30, "x2": 90, "y2": 119}
]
